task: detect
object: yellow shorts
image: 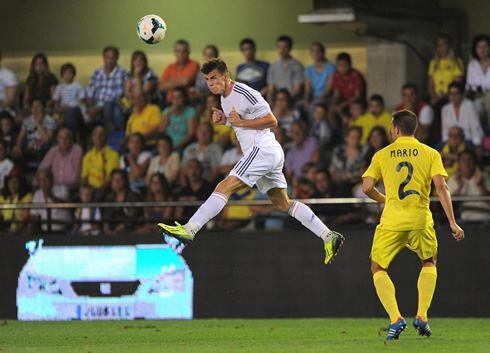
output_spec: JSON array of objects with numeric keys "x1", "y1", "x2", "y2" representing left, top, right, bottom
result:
[{"x1": 370, "y1": 225, "x2": 438, "y2": 269}]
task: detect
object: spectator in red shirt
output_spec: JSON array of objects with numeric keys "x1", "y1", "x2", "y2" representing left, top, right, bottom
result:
[{"x1": 159, "y1": 39, "x2": 200, "y2": 105}]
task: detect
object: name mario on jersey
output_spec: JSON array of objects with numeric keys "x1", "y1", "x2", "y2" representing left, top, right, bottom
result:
[{"x1": 390, "y1": 148, "x2": 418, "y2": 158}]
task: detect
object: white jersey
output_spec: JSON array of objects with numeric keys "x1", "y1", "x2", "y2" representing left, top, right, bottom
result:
[{"x1": 221, "y1": 82, "x2": 280, "y2": 153}]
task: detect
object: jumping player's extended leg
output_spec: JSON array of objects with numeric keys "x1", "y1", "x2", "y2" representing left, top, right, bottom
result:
[
  {"x1": 267, "y1": 188, "x2": 345, "y2": 264},
  {"x1": 414, "y1": 256, "x2": 437, "y2": 337}
]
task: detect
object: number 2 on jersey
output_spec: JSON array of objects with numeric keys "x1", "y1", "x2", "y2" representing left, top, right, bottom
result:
[{"x1": 396, "y1": 161, "x2": 420, "y2": 200}]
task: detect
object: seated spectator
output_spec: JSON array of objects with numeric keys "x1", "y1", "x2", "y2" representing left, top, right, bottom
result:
[
  {"x1": 267, "y1": 35, "x2": 304, "y2": 103},
  {"x1": 195, "y1": 45, "x2": 219, "y2": 98},
  {"x1": 181, "y1": 122, "x2": 223, "y2": 184},
  {"x1": 214, "y1": 140, "x2": 243, "y2": 179},
  {"x1": 125, "y1": 88, "x2": 161, "y2": 148},
  {"x1": 448, "y1": 150, "x2": 490, "y2": 222},
  {"x1": 0, "y1": 140, "x2": 13, "y2": 190},
  {"x1": 146, "y1": 135, "x2": 180, "y2": 186},
  {"x1": 12, "y1": 99, "x2": 56, "y2": 165},
  {"x1": 273, "y1": 89, "x2": 301, "y2": 139},
  {"x1": 354, "y1": 178, "x2": 385, "y2": 224},
  {"x1": 124, "y1": 51, "x2": 158, "y2": 105},
  {"x1": 120, "y1": 132, "x2": 152, "y2": 191},
  {"x1": 174, "y1": 159, "x2": 214, "y2": 221},
  {"x1": 29, "y1": 169, "x2": 71, "y2": 233},
  {"x1": 352, "y1": 94, "x2": 391, "y2": 145},
  {"x1": 103, "y1": 169, "x2": 143, "y2": 234},
  {"x1": 466, "y1": 34, "x2": 490, "y2": 127},
  {"x1": 343, "y1": 98, "x2": 367, "y2": 128},
  {"x1": 329, "y1": 126, "x2": 365, "y2": 196},
  {"x1": 311, "y1": 170, "x2": 349, "y2": 221},
  {"x1": 39, "y1": 128, "x2": 83, "y2": 192},
  {"x1": 0, "y1": 168, "x2": 32, "y2": 235},
  {"x1": 272, "y1": 126, "x2": 288, "y2": 152},
  {"x1": 86, "y1": 46, "x2": 128, "y2": 131},
  {"x1": 81, "y1": 126, "x2": 120, "y2": 196},
  {"x1": 159, "y1": 39, "x2": 200, "y2": 105},
  {"x1": 53, "y1": 63, "x2": 85, "y2": 139},
  {"x1": 137, "y1": 173, "x2": 172, "y2": 233},
  {"x1": 22, "y1": 53, "x2": 58, "y2": 115},
  {"x1": 291, "y1": 162, "x2": 317, "y2": 199},
  {"x1": 200, "y1": 94, "x2": 231, "y2": 147},
  {"x1": 442, "y1": 82, "x2": 484, "y2": 150},
  {"x1": 158, "y1": 87, "x2": 198, "y2": 150},
  {"x1": 0, "y1": 50, "x2": 18, "y2": 115},
  {"x1": 439, "y1": 126, "x2": 467, "y2": 177},
  {"x1": 0, "y1": 114, "x2": 17, "y2": 153},
  {"x1": 309, "y1": 103, "x2": 331, "y2": 148},
  {"x1": 304, "y1": 42, "x2": 335, "y2": 118},
  {"x1": 236, "y1": 38, "x2": 269, "y2": 95},
  {"x1": 285, "y1": 120, "x2": 319, "y2": 181},
  {"x1": 363, "y1": 126, "x2": 389, "y2": 165},
  {"x1": 330, "y1": 52, "x2": 365, "y2": 127},
  {"x1": 72, "y1": 185, "x2": 101, "y2": 236}
]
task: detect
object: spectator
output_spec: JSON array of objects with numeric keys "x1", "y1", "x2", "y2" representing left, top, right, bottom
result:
[
  {"x1": 311, "y1": 169, "x2": 346, "y2": 220},
  {"x1": 0, "y1": 168, "x2": 32, "y2": 235},
  {"x1": 72, "y1": 185, "x2": 101, "y2": 236},
  {"x1": 442, "y1": 82, "x2": 484, "y2": 149},
  {"x1": 120, "y1": 132, "x2": 151, "y2": 191},
  {"x1": 291, "y1": 162, "x2": 317, "y2": 199},
  {"x1": 22, "y1": 53, "x2": 58, "y2": 114},
  {"x1": 214, "y1": 140, "x2": 243, "y2": 178},
  {"x1": 329, "y1": 126, "x2": 365, "y2": 196},
  {"x1": 0, "y1": 140, "x2": 13, "y2": 190},
  {"x1": 351, "y1": 94, "x2": 391, "y2": 145},
  {"x1": 39, "y1": 128, "x2": 83, "y2": 191},
  {"x1": 343, "y1": 98, "x2": 367, "y2": 128},
  {"x1": 363, "y1": 126, "x2": 389, "y2": 165},
  {"x1": 236, "y1": 38, "x2": 269, "y2": 95},
  {"x1": 12, "y1": 99, "x2": 56, "y2": 165},
  {"x1": 146, "y1": 135, "x2": 180, "y2": 186},
  {"x1": 158, "y1": 87, "x2": 198, "y2": 151},
  {"x1": 330, "y1": 52, "x2": 365, "y2": 127},
  {"x1": 285, "y1": 120, "x2": 319, "y2": 181},
  {"x1": 272, "y1": 89, "x2": 301, "y2": 139},
  {"x1": 267, "y1": 35, "x2": 304, "y2": 103},
  {"x1": 466, "y1": 34, "x2": 490, "y2": 126},
  {"x1": 439, "y1": 126, "x2": 467, "y2": 177},
  {"x1": 448, "y1": 150, "x2": 490, "y2": 222},
  {"x1": 30, "y1": 169, "x2": 71, "y2": 233},
  {"x1": 159, "y1": 39, "x2": 200, "y2": 104},
  {"x1": 81, "y1": 126, "x2": 120, "y2": 195},
  {"x1": 125, "y1": 87, "x2": 161, "y2": 148},
  {"x1": 0, "y1": 114, "x2": 17, "y2": 153},
  {"x1": 174, "y1": 159, "x2": 214, "y2": 221},
  {"x1": 103, "y1": 169, "x2": 143, "y2": 234},
  {"x1": 181, "y1": 122, "x2": 223, "y2": 184},
  {"x1": 195, "y1": 45, "x2": 219, "y2": 98},
  {"x1": 309, "y1": 103, "x2": 332, "y2": 148},
  {"x1": 304, "y1": 42, "x2": 336, "y2": 117},
  {"x1": 200, "y1": 94, "x2": 231, "y2": 147},
  {"x1": 272, "y1": 126, "x2": 288, "y2": 152},
  {"x1": 86, "y1": 46, "x2": 128, "y2": 131},
  {"x1": 53, "y1": 63, "x2": 86, "y2": 139},
  {"x1": 0, "y1": 50, "x2": 18, "y2": 114},
  {"x1": 136, "y1": 173, "x2": 172, "y2": 233},
  {"x1": 124, "y1": 51, "x2": 158, "y2": 104}
]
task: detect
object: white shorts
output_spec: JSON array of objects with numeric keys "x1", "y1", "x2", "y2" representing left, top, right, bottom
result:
[{"x1": 229, "y1": 145, "x2": 287, "y2": 194}]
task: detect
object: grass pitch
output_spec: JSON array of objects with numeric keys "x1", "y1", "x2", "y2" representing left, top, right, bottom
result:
[{"x1": 1, "y1": 318, "x2": 489, "y2": 352}]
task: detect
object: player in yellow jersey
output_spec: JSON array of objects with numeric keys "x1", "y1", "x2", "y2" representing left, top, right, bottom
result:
[{"x1": 362, "y1": 110, "x2": 464, "y2": 340}]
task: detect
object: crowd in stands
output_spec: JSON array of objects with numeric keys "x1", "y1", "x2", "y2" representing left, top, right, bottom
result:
[{"x1": 0, "y1": 33, "x2": 489, "y2": 235}]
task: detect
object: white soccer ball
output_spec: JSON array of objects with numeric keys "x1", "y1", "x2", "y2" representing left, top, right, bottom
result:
[{"x1": 137, "y1": 14, "x2": 167, "y2": 44}]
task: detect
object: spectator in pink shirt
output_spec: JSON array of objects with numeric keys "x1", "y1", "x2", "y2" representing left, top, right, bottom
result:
[{"x1": 38, "y1": 128, "x2": 83, "y2": 191}]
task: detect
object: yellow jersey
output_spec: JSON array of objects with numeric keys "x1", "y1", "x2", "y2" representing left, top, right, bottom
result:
[
  {"x1": 362, "y1": 136, "x2": 447, "y2": 231},
  {"x1": 428, "y1": 57, "x2": 464, "y2": 95},
  {"x1": 126, "y1": 104, "x2": 161, "y2": 146},
  {"x1": 350, "y1": 110, "x2": 392, "y2": 145},
  {"x1": 81, "y1": 145, "x2": 120, "y2": 189}
]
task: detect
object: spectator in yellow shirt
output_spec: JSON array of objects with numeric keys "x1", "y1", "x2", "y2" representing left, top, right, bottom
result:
[
  {"x1": 351, "y1": 94, "x2": 392, "y2": 145},
  {"x1": 125, "y1": 88, "x2": 161, "y2": 147}
]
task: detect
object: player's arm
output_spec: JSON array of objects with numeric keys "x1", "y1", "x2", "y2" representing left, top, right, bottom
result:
[
  {"x1": 229, "y1": 111, "x2": 277, "y2": 130},
  {"x1": 362, "y1": 176, "x2": 385, "y2": 204},
  {"x1": 433, "y1": 174, "x2": 465, "y2": 241}
]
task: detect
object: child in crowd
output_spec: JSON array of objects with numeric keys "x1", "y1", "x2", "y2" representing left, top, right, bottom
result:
[
  {"x1": 309, "y1": 103, "x2": 331, "y2": 148},
  {"x1": 0, "y1": 114, "x2": 17, "y2": 153},
  {"x1": 72, "y1": 185, "x2": 101, "y2": 236}
]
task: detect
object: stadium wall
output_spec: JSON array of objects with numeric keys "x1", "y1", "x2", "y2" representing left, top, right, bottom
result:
[{"x1": 1, "y1": 226, "x2": 489, "y2": 320}]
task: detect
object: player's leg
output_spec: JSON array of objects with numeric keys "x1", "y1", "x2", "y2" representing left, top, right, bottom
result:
[
  {"x1": 266, "y1": 187, "x2": 344, "y2": 264},
  {"x1": 414, "y1": 256, "x2": 437, "y2": 337}
]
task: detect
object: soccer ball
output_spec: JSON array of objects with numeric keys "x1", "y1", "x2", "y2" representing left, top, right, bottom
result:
[{"x1": 137, "y1": 15, "x2": 167, "y2": 44}]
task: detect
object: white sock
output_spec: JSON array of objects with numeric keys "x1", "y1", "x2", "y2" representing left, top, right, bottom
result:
[
  {"x1": 288, "y1": 201, "x2": 332, "y2": 242},
  {"x1": 186, "y1": 191, "x2": 228, "y2": 235}
]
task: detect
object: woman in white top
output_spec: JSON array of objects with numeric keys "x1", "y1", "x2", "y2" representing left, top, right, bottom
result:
[
  {"x1": 146, "y1": 134, "x2": 180, "y2": 185},
  {"x1": 466, "y1": 35, "x2": 490, "y2": 126}
]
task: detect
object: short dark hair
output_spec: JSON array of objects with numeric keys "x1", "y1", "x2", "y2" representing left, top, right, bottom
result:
[
  {"x1": 448, "y1": 81, "x2": 465, "y2": 94},
  {"x1": 314, "y1": 102, "x2": 328, "y2": 112},
  {"x1": 110, "y1": 169, "x2": 129, "y2": 190},
  {"x1": 471, "y1": 34, "x2": 490, "y2": 59},
  {"x1": 173, "y1": 86, "x2": 188, "y2": 102},
  {"x1": 275, "y1": 88, "x2": 293, "y2": 108},
  {"x1": 157, "y1": 134, "x2": 173, "y2": 150},
  {"x1": 370, "y1": 94, "x2": 384, "y2": 106},
  {"x1": 174, "y1": 39, "x2": 190, "y2": 50},
  {"x1": 60, "y1": 63, "x2": 76, "y2": 77},
  {"x1": 336, "y1": 52, "x2": 351, "y2": 65},
  {"x1": 458, "y1": 149, "x2": 477, "y2": 162},
  {"x1": 392, "y1": 109, "x2": 418, "y2": 136},
  {"x1": 204, "y1": 45, "x2": 219, "y2": 58},
  {"x1": 310, "y1": 41, "x2": 325, "y2": 55},
  {"x1": 201, "y1": 57, "x2": 228, "y2": 75},
  {"x1": 277, "y1": 35, "x2": 293, "y2": 49},
  {"x1": 103, "y1": 46, "x2": 119, "y2": 59},
  {"x1": 240, "y1": 38, "x2": 256, "y2": 50},
  {"x1": 402, "y1": 83, "x2": 418, "y2": 94},
  {"x1": 351, "y1": 97, "x2": 367, "y2": 110},
  {"x1": 346, "y1": 126, "x2": 362, "y2": 138}
]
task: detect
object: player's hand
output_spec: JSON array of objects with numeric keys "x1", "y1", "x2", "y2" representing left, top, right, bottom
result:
[
  {"x1": 211, "y1": 107, "x2": 226, "y2": 125},
  {"x1": 228, "y1": 110, "x2": 242, "y2": 127},
  {"x1": 450, "y1": 221, "x2": 465, "y2": 241}
]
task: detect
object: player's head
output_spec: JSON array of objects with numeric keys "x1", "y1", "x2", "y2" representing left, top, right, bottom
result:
[
  {"x1": 369, "y1": 94, "x2": 385, "y2": 117},
  {"x1": 391, "y1": 109, "x2": 418, "y2": 140},
  {"x1": 201, "y1": 57, "x2": 230, "y2": 95},
  {"x1": 401, "y1": 83, "x2": 418, "y2": 106},
  {"x1": 240, "y1": 38, "x2": 256, "y2": 61},
  {"x1": 277, "y1": 35, "x2": 293, "y2": 58}
]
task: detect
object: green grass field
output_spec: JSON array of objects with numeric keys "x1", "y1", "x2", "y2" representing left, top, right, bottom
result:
[{"x1": 1, "y1": 318, "x2": 489, "y2": 352}]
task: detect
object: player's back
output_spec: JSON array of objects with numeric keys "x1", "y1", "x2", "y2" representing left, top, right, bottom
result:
[{"x1": 373, "y1": 136, "x2": 447, "y2": 231}]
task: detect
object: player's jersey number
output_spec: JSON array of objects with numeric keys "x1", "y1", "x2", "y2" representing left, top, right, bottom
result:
[{"x1": 396, "y1": 161, "x2": 420, "y2": 200}]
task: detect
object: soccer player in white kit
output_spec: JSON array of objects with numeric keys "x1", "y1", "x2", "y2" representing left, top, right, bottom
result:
[{"x1": 159, "y1": 58, "x2": 344, "y2": 264}]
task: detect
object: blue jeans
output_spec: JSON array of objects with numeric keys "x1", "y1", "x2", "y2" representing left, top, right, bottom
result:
[{"x1": 99, "y1": 101, "x2": 126, "y2": 131}]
